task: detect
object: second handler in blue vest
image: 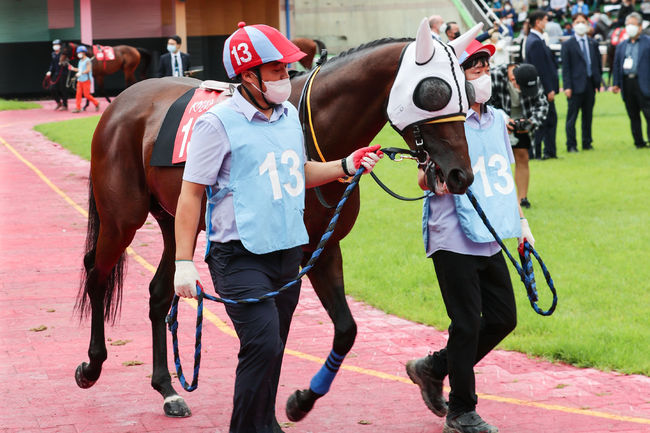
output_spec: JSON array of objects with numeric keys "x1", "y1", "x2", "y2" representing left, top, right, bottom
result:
[{"x1": 173, "y1": 22, "x2": 382, "y2": 433}]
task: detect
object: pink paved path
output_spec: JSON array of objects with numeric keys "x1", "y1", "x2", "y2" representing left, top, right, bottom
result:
[{"x1": 1, "y1": 101, "x2": 649, "y2": 433}]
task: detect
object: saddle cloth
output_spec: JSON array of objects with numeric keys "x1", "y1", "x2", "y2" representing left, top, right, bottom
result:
[
  {"x1": 93, "y1": 45, "x2": 115, "y2": 61},
  {"x1": 150, "y1": 81, "x2": 233, "y2": 167}
]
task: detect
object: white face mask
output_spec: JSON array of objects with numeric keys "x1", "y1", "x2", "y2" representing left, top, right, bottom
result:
[
  {"x1": 468, "y1": 74, "x2": 492, "y2": 104},
  {"x1": 625, "y1": 24, "x2": 639, "y2": 38},
  {"x1": 77, "y1": 53, "x2": 84, "y2": 59},
  {"x1": 53, "y1": 45, "x2": 61, "y2": 51},
  {"x1": 574, "y1": 22, "x2": 589, "y2": 36},
  {"x1": 167, "y1": 44, "x2": 177, "y2": 54},
  {"x1": 252, "y1": 77, "x2": 292, "y2": 105}
]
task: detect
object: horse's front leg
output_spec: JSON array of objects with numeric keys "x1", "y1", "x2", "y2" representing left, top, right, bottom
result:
[
  {"x1": 149, "y1": 210, "x2": 191, "y2": 417},
  {"x1": 286, "y1": 242, "x2": 357, "y2": 422}
]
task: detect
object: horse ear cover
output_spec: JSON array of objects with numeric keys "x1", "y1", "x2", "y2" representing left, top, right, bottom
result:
[{"x1": 415, "y1": 17, "x2": 435, "y2": 65}]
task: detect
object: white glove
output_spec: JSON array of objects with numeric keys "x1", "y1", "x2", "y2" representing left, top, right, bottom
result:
[
  {"x1": 75, "y1": 72, "x2": 81, "y2": 78},
  {"x1": 174, "y1": 260, "x2": 201, "y2": 299},
  {"x1": 519, "y1": 218, "x2": 535, "y2": 248},
  {"x1": 46, "y1": 71, "x2": 51, "y2": 77}
]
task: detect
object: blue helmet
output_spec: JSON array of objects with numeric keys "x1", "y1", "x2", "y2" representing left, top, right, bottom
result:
[{"x1": 76, "y1": 45, "x2": 88, "y2": 54}]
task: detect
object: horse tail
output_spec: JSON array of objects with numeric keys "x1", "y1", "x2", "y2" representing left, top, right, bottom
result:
[
  {"x1": 136, "y1": 47, "x2": 152, "y2": 80},
  {"x1": 75, "y1": 178, "x2": 126, "y2": 324}
]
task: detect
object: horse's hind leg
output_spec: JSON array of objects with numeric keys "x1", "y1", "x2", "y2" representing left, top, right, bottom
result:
[
  {"x1": 286, "y1": 242, "x2": 357, "y2": 422},
  {"x1": 148, "y1": 207, "x2": 191, "y2": 417},
  {"x1": 76, "y1": 222, "x2": 140, "y2": 387}
]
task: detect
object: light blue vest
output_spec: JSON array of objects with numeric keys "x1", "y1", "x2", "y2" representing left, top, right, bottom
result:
[
  {"x1": 78, "y1": 57, "x2": 91, "y2": 82},
  {"x1": 207, "y1": 104, "x2": 309, "y2": 255},
  {"x1": 453, "y1": 107, "x2": 521, "y2": 243}
]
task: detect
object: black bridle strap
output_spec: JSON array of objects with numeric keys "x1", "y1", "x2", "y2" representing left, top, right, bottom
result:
[{"x1": 369, "y1": 171, "x2": 427, "y2": 201}]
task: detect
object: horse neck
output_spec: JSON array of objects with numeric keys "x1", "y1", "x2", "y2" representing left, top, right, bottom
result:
[{"x1": 309, "y1": 43, "x2": 406, "y2": 160}]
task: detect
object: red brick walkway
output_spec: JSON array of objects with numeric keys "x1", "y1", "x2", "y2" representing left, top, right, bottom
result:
[{"x1": 1, "y1": 101, "x2": 649, "y2": 433}]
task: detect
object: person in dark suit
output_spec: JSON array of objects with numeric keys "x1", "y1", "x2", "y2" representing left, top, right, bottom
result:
[
  {"x1": 525, "y1": 10, "x2": 559, "y2": 159},
  {"x1": 45, "y1": 39, "x2": 68, "y2": 110},
  {"x1": 561, "y1": 13, "x2": 603, "y2": 152},
  {"x1": 612, "y1": 12, "x2": 650, "y2": 148},
  {"x1": 157, "y1": 35, "x2": 191, "y2": 78}
]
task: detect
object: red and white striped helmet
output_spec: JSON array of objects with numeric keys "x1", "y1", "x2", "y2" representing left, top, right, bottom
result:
[{"x1": 223, "y1": 22, "x2": 306, "y2": 79}]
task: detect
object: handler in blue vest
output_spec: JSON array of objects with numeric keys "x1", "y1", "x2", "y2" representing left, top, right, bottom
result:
[
  {"x1": 173, "y1": 22, "x2": 382, "y2": 433},
  {"x1": 405, "y1": 41, "x2": 535, "y2": 433}
]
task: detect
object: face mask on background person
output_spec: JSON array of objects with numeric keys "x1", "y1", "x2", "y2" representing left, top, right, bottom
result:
[
  {"x1": 77, "y1": 53, "x2": 84, "y2": 59},
  {"x1": 468, "y1": 74, "x2": 492, "y2": 104},
  {"x1": 252, "y1": 77, "x2": 292, "y2": 104},
  {"x1": 53, "y1": 44, "x2": 61, "y2": 51},
  {"x1": 574, "y1": 22, "x2": 589, "y2": 36},
  {"x1": 167, "y1": 44, "x2": 177, "y2": 54},
  {"x1": 625, "y1": 24, "x2": 639, "y2": 38}
]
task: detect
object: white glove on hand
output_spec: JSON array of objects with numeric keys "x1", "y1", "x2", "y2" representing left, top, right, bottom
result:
[
  {"x1": 75, "y1": 72, "x2": 81, "y2": 78},
  {"x1": 519, "y1": 218, "x2": 535, "y2": 248},
  {"x1": 174, "y1": 260, "x2": 201, "y2": 299},
  {"x1": 46, "y1": 71, "x2": 51, "y2": 77},
  {"x1": 344, "y1": 144, "x2": 383, "y2": 175}
]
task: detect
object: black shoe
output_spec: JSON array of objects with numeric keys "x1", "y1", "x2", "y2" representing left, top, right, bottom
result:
[
  {"x1": 567, "y1": 147, "x2": 578, "y2": 153},
  {"x1": 582, "y1": 145, "x2": 593, "y2": 150},
  {"x1": 635, "y1": 143, "x2": 649, "y2": 149},
  {"x1": 541, "y1": 154, "x2": 557, "y2": 160},
  {"x1": 520, "y1": 197, "x2": 531, "y2": 208},
  {"x1": 443, "y1": 411, "x2": 499, "y2": 433},
  {"x1": 405, "y1": 356, "x2": 447, "y2": 417}
]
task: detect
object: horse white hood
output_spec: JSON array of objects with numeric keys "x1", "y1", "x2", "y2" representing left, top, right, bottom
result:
[{"x1": 387, "y1": 19, "x2": 483, "y2": 132}]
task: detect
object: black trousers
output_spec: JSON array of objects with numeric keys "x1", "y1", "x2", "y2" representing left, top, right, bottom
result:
[
  {"x1": 622, "y1": 76, "x2": 650, "y2": 147},
  {"x1": 206, "y1": 241, "x2": 302, "y2": 433},
  {"x1": 533, "y1": 99, "x2": 557, "y2": 158},
  {"x1": 565, "y1": 88, "x2": 595, "y2": 150},
  {"x1": 49, "y1": 71, "x2": 68, "y2": 107},
  {"x1": 429, "y1": 250, "x2": 517, "y2": 416}
]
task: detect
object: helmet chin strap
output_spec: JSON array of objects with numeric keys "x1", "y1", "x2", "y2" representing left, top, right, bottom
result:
[{"x1": 240, "y1": 67, "x2": 277, "y2": 111}]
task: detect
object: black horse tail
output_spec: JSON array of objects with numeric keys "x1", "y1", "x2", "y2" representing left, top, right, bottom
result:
[
  {"x1": 75, "y1": 178, "x2": 126, "y2": 324},
  {"x1": 136, "y1": 47, "x2": 152, "y2": 81}
]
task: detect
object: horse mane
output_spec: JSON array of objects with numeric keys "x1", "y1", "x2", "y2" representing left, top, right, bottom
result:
[
  {"x1": 325, "y1": 37, "x2": 413, "y2": 69},
  {"x1": 291, "y1": 37, "x2": 414, "y2": 77}
]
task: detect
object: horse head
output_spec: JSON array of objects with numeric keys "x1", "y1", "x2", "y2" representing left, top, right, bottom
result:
[{"x1": 387, "y1": 18, "x2": 482, "y2": 194}]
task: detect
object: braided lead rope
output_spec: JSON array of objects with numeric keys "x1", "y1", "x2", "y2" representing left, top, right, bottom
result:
[
  {"x1": 465, "y1": 189, "x2": 557, "y2": 316},
  {"x1": 167, "y1": 167, "x2": 365, "y2": 391}
]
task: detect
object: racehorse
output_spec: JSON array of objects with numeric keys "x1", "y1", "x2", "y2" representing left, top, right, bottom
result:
[
  {"x1": 61, "y1": 42, "x2": 151, "y2": 103},
  {"x1": 291, "y1": 37, "x2": 327, "y2": 69},
  {"x1": 74, "y1": 19, "x2": 480, "y2": 421}
]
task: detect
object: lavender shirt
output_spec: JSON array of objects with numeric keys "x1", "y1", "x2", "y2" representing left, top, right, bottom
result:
[
  {"x1": 424, "y1": 106, "x2": 514, "y2": 257},
  {"x1": 182, "y1": 89, "x2": 303, "y2": 244}
]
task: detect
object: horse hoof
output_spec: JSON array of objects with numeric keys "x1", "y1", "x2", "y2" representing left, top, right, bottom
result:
[
  {"x1": 75, "y1": 362, "x2": 97, "y2": 389},
  {"x1": 285, "y1": 389, "x2": 317, "y2": 422},
  {"x1": 163, "y1": 395, "x2": 192, "y2": 418}
]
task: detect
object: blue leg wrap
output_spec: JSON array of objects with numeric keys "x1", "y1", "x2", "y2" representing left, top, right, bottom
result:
[{"x1": 309, "y1": 350, "x2": 345, "y2": 395}]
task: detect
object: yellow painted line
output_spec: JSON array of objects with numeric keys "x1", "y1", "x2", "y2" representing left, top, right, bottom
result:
[{"x1": 3, "y1": 134, "x2": 649, "y2": 426}]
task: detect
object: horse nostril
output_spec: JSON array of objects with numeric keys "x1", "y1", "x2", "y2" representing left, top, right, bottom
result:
[{"x1": 447, "y1": 169, "x2": 473, "y2": 193}]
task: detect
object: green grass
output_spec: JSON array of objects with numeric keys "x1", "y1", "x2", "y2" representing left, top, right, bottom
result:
[
  {"x1": 33, "y1": 116, "x2": 100, "y2": 160},
  {"x1": 0, "y1": 98, "x2": 41, "y2": 111},
  {"x1": 32, "y1": 92, "x2": 649, "y2": 375},
  {"x1": 341, "y1": 91, "x2": 650, "y2": 376}
]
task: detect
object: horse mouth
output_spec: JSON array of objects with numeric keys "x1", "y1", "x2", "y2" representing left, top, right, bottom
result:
[{"x1": 430, "y1": 162, "x2": 449, "y2": 195}]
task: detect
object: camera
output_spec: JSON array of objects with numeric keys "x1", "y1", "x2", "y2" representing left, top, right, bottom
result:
[{"x1": 511, "y1": 118, "x2": 531, "y2": 133}]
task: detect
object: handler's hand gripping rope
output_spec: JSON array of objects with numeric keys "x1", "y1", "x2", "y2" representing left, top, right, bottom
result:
[
  {"x1": 465, "y1": 189, "x2": 557, "y2": 316},
  {"x1": 167, "y1": 166, "x2": 367, "y2": 392}
]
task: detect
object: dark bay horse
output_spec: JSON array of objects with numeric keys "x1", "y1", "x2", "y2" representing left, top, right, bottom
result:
[{"x1": 75, "y1": 21, "x2": 478, "y2": 420}]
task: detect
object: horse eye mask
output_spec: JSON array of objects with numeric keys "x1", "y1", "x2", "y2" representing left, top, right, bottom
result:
[{"x1": 413, "y1": 78, "x2": 452, "y2": 112}]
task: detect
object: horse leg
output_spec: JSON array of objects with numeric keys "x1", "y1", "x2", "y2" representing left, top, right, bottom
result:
[
  {"x1": 75, "y1": 222, "x2": 139, "y2": 388},
  {"x1": 286, "y1": 243, "x2": 357, "y2": 421},
  {"x1": 148, "y1": 207, "x2": 191, "y2": 417}
]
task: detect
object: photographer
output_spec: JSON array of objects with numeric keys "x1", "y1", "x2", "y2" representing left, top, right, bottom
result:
[{"x1": 490, "y1": 63, "x2": 549, "y2": 208}]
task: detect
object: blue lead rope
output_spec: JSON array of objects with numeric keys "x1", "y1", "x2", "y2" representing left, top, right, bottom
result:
[
  {"x1": 465, "y1": 189, "x2": 557, "y2": 316},
  {"x1": 166, "y1": 167, "x2": 365, "y2": 392}
]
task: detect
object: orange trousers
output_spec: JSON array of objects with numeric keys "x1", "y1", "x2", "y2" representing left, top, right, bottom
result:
[{"x1": 75, "y1": 80, "x2": 98, "y2": 109}]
